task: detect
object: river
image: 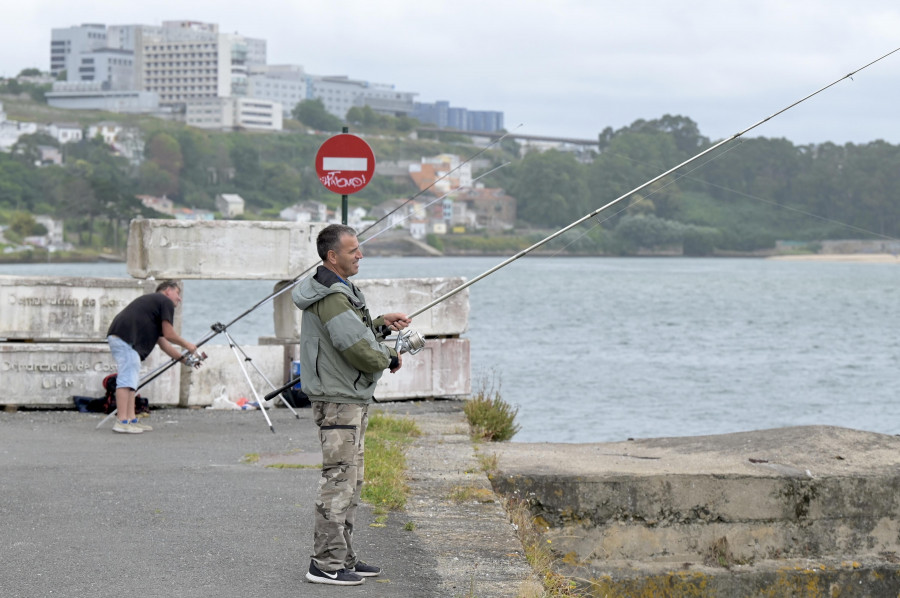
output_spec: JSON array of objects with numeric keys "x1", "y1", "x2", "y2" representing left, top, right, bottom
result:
[{"x1": 4, "y1": 257, "x2": 898, "y2": 443}]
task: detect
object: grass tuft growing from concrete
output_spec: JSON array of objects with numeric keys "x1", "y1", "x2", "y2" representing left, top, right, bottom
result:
[
  {"x1": 361, "y1": 411, "x2": 421, "y2": 510},
  {"x1": 464, "y1": 377, "x2": 520, "y2": 442}
]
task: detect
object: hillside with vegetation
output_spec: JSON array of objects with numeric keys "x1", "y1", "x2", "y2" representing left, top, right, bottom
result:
[{"x1": 2, "y1": 89, "x2": 898, "y2": 259}]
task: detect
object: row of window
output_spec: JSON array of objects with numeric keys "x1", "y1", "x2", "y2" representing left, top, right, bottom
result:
[
  {"x1": 160, "y1": 93, "x2": 215, "y2": 100},
  {"x1": 146, "y1": 44, "x2": 216, "y2": 52},
  {"x1": 145, "y1": 71, "x2": 218, "y2": 78},
  {"x1": 146, "y1": 78, "x2": 217, "y2": 86},
  {"x1": 144, "y1": 64, "x2": 219, "y2": 71},
  {"x1": 151, "y1": 85, "x2": 217, "y2": 92},
  {"x1": 144, "y1": 54, "x2": 219, "y2": 62}
]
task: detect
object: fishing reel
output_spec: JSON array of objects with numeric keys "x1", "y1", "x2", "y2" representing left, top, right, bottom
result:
[
  {"x1": 183, "y1": 351, "x2": 208, "y2": 368},
  {"x1": 394, "y1": 329, "x2": 426, "y2": 355}
]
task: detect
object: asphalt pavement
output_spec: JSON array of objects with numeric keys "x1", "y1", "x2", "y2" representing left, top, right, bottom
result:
[{"x1": 0, "y1": 400, "x2": 532, "y2": 598}]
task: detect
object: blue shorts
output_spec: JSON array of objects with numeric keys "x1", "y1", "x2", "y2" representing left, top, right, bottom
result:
[{"x1": 107, "y1": 335, "x2": 141, "y2": 390}]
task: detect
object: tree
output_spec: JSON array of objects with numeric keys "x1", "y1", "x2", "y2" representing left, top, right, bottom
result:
[
  {"x1": 504, "y1": 150, "x2": 590, "y2": 227},
  {"x1": 613, "y1": 214, "x2": 684, "y2": 254},
  {"x1": 144, "y1": 132, "x2": 183, "y2": 197},
  {"x1": 8, "y1": 211, "x2": 41, "y2": 237},
  {"x1": 588, "y1": 130, "x2": 682, "y2": 223},
  {"x1": 292, "y1": 99, "x2": 344, "y2": 132}
]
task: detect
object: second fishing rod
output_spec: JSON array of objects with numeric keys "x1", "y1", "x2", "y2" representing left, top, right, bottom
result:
[{"x1": 405, "y1": 46, "x2": 900, "y2": 320}]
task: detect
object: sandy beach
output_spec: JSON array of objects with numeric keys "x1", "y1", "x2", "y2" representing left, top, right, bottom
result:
[{"x1": 768, "y1": 253, "x2": 900, "y2": 263}]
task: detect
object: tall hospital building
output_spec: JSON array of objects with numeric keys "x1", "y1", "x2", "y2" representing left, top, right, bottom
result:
[
  {"x1": 46, "y1": 21, "x2": 503, "y2": 133},
  {"x1": 48, "y1": 21, "x2": 280, "y2": 130}
]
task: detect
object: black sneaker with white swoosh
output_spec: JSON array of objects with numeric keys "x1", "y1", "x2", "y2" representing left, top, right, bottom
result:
[{"x1": 306, "y1": 560, "x2": 364, "y2": 586}]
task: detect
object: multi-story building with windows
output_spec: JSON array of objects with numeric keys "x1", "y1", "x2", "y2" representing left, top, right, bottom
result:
[
  {"x1": 247, "y1": 64, "x2": 309, "y2": 118},
  {"x1": 65, "y1": 48, "x2": 135, "y2": 89},
  {"x1": 308, "y1": 75, "x2": 416, "y2": 119},
  {"x1": 412, "y1": 100, "x2": 504, "y2": 133},
  {"x1": 44, "y1": 20, "x2": 501, "y2": 134},
  {"x1": 50, "y1": 23, "x2": 108, "y2": 77},
  {"x1": 185, "y1": 96, "x2": 282, "y2": 131}
]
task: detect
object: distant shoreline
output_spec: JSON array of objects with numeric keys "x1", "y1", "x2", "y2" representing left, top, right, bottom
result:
[
  {"x1": 3, "y1": 252, "x2": 899, "y2": 265},
  {"x1": 768, "y1": 253, "x2": 900, "y2": 263}
]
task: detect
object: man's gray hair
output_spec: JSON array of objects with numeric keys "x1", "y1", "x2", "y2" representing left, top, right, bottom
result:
[{"x1": 317, "y1": 224, "x2": 358, "y2": 260}]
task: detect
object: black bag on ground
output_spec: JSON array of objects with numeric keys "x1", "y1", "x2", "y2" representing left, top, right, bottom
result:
[
  {"x1": 281, "y1": 387, "x2": 311, "y2": 408},
  {"x1": 72, "y1": 375, "x2": 150, "y2": 414}
]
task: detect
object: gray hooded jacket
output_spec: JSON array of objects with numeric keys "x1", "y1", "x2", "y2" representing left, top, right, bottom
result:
[{"x1": 292, "y1": 266, "x2": 398, "y2": 404}]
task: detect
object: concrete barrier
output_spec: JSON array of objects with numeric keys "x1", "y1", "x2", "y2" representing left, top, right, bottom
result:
[
  {"x1": 0, "y1": 276, "x2": 156, "y2": 341},
  {"x1": 490, "y1": 426, "x2": 900, "y2": 594},
  {"x1": 272, "y1": 277, "x2": 469, "y2": 339},
  {"x1": 258, "y1": 336, "x2": 469, "y2": 402},
  {"x1": 127, "y1": 219, "x2": 326, "y2": 280},
  {"x1": 7, "y1": 219, "x2": 472, "y2": 407},
  {"x1": 375, "y1": 338, "x2": 470, "y2": 399},
  {"x1": 0, "y1": 343, "x2": 180, "y2": 407}
]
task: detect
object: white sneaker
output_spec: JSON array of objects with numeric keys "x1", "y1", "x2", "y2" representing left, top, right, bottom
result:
[{"x1": 112, "y1": 421, "x2": 143, "y2": 434}]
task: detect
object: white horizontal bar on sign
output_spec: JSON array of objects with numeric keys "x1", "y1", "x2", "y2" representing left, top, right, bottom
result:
[{"x1": 323, "y1": 157, "x2": 368, "y2": 171}]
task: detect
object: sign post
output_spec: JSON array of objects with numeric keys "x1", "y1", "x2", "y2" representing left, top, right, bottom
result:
[{"x1": 315, "y1": 129, "x2": 375, "y2": 224}]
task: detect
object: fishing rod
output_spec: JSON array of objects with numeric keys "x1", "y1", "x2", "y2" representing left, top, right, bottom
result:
[
  {"x1": 408, "y1": 46, "x2": 900, "y2": 319},
  {"x1": 132, "y1": 134, "x2": 518, "y2": 393}
]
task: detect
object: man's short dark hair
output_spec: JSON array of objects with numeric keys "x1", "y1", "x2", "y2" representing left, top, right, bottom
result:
[
  {"x1": 317, "y1": 224, "x2": 358, "y2": 260},
  {"x1": 156, "y1": 280, "x2": 181, "y2": 293}
]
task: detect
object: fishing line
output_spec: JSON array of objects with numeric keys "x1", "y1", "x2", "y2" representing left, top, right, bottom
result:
[{"x1": 408, "y1": 46, "x2": 900, "y2": 319}]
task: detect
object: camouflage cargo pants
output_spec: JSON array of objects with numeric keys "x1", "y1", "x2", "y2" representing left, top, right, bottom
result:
[{"x1": 311, "y1": 401, "x2": 368, "y2": 572}]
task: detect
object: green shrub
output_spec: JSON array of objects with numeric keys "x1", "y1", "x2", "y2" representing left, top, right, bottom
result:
[{"x1": 464, "y1": 379, "x2": 520, "y2": 442}]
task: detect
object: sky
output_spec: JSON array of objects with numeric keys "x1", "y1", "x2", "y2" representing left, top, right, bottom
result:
[{"x1": 3, "y1": 1, "x2": 900, "y2": 146}]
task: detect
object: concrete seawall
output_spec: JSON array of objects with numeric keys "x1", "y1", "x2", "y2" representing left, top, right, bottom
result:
[
  {"x1": 490, "y1": 425, "x2": 900, "y2": 595},
  {"x1": 1, "y1": 219, "x2": 472, "y2": 408}
]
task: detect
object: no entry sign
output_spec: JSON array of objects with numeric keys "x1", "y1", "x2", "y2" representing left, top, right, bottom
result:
[{"x1": 315, "y1": 134, "x2": 376, "y2": 194}]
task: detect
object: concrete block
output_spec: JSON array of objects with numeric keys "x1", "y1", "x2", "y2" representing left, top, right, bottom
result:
[
  {"x1": 0, "y1": 276, "x2": 156, "y2": 341},
  {"x1": 375, "y1": 338, "x2": 470, "y2": 400},
  {"x1": 0, "y1": 343, "x2": 180, "y2": 407},
  {"x1": 272, "y1": 277, "x2": 469, "y2": 339},
  {"x1": 258, "y1": 336, "x2": 470, "y2": 401},
  {"x1": 127, "y1": 219, "x2": 326, "y2": 280},
  {"x1": 179, "y1": 344, "x2": 285, "y2": 407}
]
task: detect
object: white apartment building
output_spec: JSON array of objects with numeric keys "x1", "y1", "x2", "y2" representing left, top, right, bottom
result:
[{"x1": 134, "y1": 21, "x2": 233, "y2": 103}]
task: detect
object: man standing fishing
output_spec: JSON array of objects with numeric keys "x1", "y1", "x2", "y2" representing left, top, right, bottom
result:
[{"x1": 292, "y1": 224, "x2": 411, "y2": 586}]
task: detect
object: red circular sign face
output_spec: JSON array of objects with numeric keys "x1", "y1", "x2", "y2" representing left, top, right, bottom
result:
[{"x1": 315, "y1": 134, "x2": 376, "y2": 194}]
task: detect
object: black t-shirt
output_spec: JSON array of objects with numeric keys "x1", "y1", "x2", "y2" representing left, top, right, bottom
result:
[{"x1": 107, "y1": 293, "x2": 175, "y2": 360}]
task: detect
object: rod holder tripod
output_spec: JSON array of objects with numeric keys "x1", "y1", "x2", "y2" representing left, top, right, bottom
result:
[{"x1": 214, "y1": 323, "x2": 300, "y2": 433}]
